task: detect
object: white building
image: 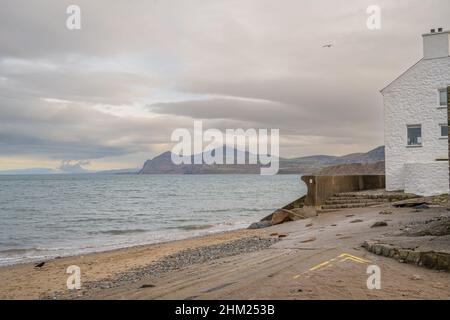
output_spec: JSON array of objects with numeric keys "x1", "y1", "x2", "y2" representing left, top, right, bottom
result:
[{"x1": 382, "y1": 28, "x2": 450, "y2": 196}]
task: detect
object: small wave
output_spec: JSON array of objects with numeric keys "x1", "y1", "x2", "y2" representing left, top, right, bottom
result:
[
  {"x1": 177, "y1": 224, "x2": 214, "y2": 231},
  {"x1": 168, "y1": 218, "x2": 191, "y2": 222},
  {"x1": 219, "y1": 221, "x2": 236, "y2": 226},
  {"x1": 0, "y1": 247, "x2": 45, "y2": 254},
  {"x1": 194, "y1": 208, "x2": 275, "y2": 214},
  {"x1": 61, "y1": 217, "x2": 123, "y2": 223},
  {"x1": 194, "y1": 209, "x2": 232, "y2": 213},
  {"x1": 165, "y1": 224, "x2": 215, "y2": 231},
  {"x1": 89, "y1": 229, "x2": 148, "y2": 236},
  {"x1": 157, "y1": 193, "x2": 178, "y2": 197},
  {"x1": 239, "y1": 208, "x2": 276, "y2": 212}
]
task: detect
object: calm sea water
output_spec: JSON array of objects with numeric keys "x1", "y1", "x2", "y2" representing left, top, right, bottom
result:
[{"x1": 0, "y1": 174, "x2": 305, "y2": 266}]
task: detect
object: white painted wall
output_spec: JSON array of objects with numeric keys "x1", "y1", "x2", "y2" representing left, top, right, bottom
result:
[
  {"x1": 382, "y1": 56, "x2": 450, "y2": 195},
  {"x1": 404, "y1": 162, "x2": 448, "y2": 196}
]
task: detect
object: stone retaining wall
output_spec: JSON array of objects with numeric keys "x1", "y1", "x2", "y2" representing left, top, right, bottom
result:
[
  {"x1": 300, "y1": 175, "x2": 386, "y2": 207},
  {"x1": 363, "y1": 240, "x2": 450, "y2": 272}
]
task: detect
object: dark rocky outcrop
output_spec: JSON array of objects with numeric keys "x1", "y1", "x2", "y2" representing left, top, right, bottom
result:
[
  {"x1": 401, "y1": 216, "x2": 450, "y2": 237},
  {"x1": 247, "y1": 221, "x2": 273, "y2": 229},
  {"x1": 247, "y1": 207, "x2": 314, "y2": 229},
  {"x1": 271, "y1": 209, "x2": 304, "y2": 225}
]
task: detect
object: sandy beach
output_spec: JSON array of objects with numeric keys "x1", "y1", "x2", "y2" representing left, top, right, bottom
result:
[
  {"x1": 1, "y1": 203, "x2": 450, "y2": 300},
  {"x1": 0, "y1": 228, "x2": 268, "y2": 299}
]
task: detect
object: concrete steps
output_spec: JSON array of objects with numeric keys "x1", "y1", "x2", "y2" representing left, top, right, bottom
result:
[
  {"x1": 324, "y1": 198, "x2": 389, "y2": 205},
  {"x1": 321, "y1": 202, "x2": 384, "y2": 210},
  {"x1": 319, "y1": 191, "x2": 420, "y2": 212},
  {"x1": 327, "y1": 195, "x2": 385, "y2": 201},
  {"x1": 333, "y1": 192, "x2": 418, "y2": 200}
]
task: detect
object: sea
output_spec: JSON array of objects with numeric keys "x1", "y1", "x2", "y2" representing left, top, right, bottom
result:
[{"x1": 0, "y1": 174, "x2": 305, "y2": 266}]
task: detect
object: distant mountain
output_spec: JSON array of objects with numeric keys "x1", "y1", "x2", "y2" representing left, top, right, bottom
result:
[
  {"x1": 139, "y1": 146, "x2": 385, "y2": 174},
  {"x1": 333, "y1": 146, "x2": 385, "y2": 164},
  {"x1": 278, "y1": 146, "x2": 385, "y2": 174},
  {"x1": 139, "y1": 146, "x2": 263, "y2": 174},
  {"x1": 313, "y1": 161, "x2": 385, "y2": 176}
]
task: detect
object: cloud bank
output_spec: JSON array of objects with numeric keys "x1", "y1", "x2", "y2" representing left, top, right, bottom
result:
[{"x1": 1, "y1": 0, "x2": 449, "y2": 169}]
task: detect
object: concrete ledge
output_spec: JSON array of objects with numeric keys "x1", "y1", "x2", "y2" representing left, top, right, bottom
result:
[
  {"x1": 363, "y1": 238, "x2": 450, "y2": 272},
  {"x1": 301, "y1": 175, "x2": 386, "y2": 207}
]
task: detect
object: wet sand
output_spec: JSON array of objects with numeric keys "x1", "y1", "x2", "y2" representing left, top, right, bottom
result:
[{"x1": 0, "y1": 229, "x2": 265, "y2": 299}]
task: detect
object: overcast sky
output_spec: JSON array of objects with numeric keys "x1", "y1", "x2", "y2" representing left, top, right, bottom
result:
[{"x1": 0, "y1": 0, "x2": 449, "y2": 171}]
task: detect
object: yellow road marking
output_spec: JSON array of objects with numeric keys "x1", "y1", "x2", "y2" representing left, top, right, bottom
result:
[
  {"x1": 309, "y1": 258, "x2": 336, "y2": 271},
  {"x1": 338, "y1": 253, "x2": 371, "y2": 263},
  {"x1": 292, "y1": 252, "x2": 371, "y2": 280},
  {"x1": 339, "y1": 257, "x2": 365, "y2": 264},
  {"x1": 293, "y1": 253, "x2": 372, "y2": 279}
]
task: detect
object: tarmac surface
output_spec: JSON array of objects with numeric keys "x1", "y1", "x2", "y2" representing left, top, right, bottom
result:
[{"x1": 91, "y1": 205, "x2": 450, "y2": 300}]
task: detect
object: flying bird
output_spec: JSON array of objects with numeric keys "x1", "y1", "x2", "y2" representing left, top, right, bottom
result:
[
  {"x1": 34, "y1": 261, "x2": 46, "y2": 268},
  {"x1": 322, "y1": 44, "x2": 333, "y2": 48}
]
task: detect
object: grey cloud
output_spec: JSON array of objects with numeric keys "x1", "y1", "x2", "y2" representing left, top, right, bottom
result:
[
  {"x1": 0, "y1": 95, "x2": 190, "y2": 160},
  {"x1": 149, "y1": 93, "x2": 382, "y2": 141},
  {"x1": 0, "y1": 58, "x2": 157, "y2": 105},
  {"x1": 0, "y1": 0, "x2": 449, "y2": 164}
]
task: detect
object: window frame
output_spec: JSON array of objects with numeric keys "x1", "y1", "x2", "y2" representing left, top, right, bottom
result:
[
  {"x1": 439, "y1": 123, "x2": 448, "y2": 139},
  {"x1": 406, "y1": 124, "x2": 422, "y2": 147},
  {"x1": 439, "y1": 88, "x2": 448, "y2": 107}
]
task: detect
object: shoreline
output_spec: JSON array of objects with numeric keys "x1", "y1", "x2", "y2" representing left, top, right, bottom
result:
[
  {"x1": 0, "y1": 227, "x2": 269, "y2": 299},
  {"x1": 0, "y1": 223, "x2": 255, "y2": 268},
  {"x1": 2, "y1": 204, "x2": 450, "y2": 300}
]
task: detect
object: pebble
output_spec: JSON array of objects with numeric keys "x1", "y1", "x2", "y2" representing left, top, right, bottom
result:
[
  {"x1": 47, "y1": 236, "x2": 278, "y2": 299},
  {"x1": 371, "y1": 221, "x2": 388, "y2": 228}
]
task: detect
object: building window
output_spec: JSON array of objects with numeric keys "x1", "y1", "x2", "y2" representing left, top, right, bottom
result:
[
  {"x1": 440, "y1": 124, "x2": 448, "y2": 138},
  {"x1": 407, "y1": 125, "x2": 422, "y2": 146},
  {"x1": 439, "y1": 88, "x2": 448, "y2": 106}
]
